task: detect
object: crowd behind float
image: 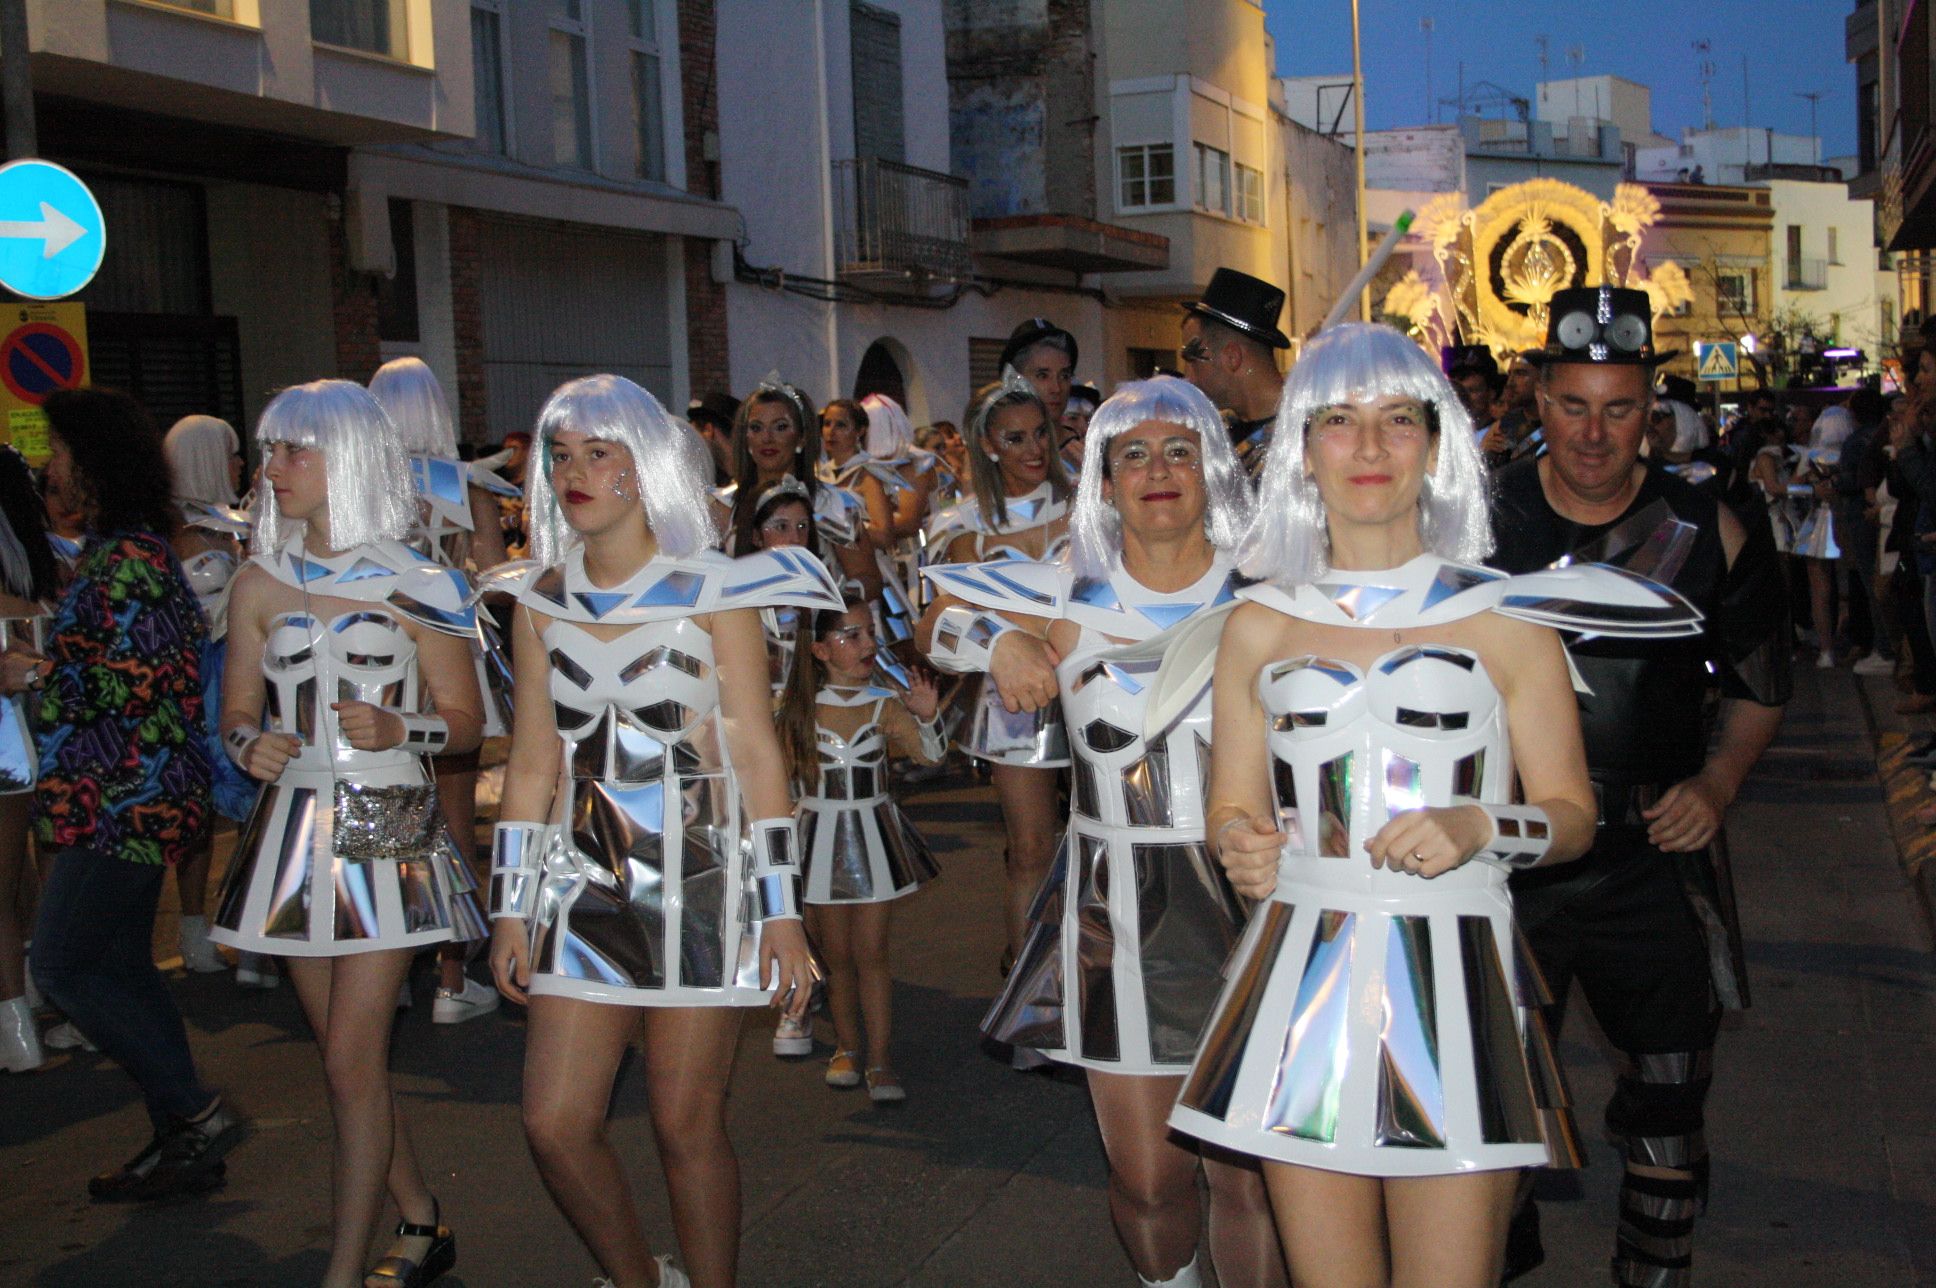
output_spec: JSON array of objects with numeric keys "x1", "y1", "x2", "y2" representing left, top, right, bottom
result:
[{"x1": 15, "y1": 261, "x2": 1884, "y2": 1288}]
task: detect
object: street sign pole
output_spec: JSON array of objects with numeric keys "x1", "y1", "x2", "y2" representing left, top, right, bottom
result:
[{"x1": 0, "y1": 0, "x2": 34, "y2": 161}]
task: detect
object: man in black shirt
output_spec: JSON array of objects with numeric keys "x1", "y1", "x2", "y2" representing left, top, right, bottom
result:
[
  {"x1": 1489, "y1": 287, "x2": 1790, "y2": 1287},
  {"x1": 1178, "y1": 268, "x2": 1289, "y2": 479}
]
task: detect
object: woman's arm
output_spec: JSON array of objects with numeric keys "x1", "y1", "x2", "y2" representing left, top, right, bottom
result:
[
  {"x1": 1202, "y1": 603, "x2": 1288, "y2": 899},
  {"x1": 709, "y1": 605, "x2": 815, "y2": 1014},
  {"x1": 467, "y1": 485, "x2": 509, "y2": 570},
  {"x1": 489, "y1": 602, "x2": 565, "y2": 1001},
  {"x1": 217, "y1": 565, "x2": 301, "y2": 781},
  {"x1": 830, "y1": 538, "x2": 883, "y2": 600},
  {"x1": 854, "y1": 474, "x2": 892, "y2": 552},
  {"x1": 886, "y1": 469, "x2": 929, "y2": 542}
]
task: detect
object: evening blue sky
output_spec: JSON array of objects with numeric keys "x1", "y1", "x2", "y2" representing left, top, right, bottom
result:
[{"x1": 1263, "y1": 0, "x2": 1862, "y2": 159}]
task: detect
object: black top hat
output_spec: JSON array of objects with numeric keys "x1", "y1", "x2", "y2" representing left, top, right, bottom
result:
[
  {"x1": 1656, "y1": 373, "x2": 1699, "y2": 404},
  {"x1": 1530, "y1": 286, "x2": 1678, "y2": 367},
  {"x1": 1000, "y1": 318, "x2": 1079, "y2": 375},
  {"x1": 1066, "y1": 383, "x2": 1101, "y2": 411},
  {"x1": 1183, "y1": 268, "x2": 1290, "y2": 350},
  {"x1": 686, "y1": 390, "x2": 739, "y2": 429}
]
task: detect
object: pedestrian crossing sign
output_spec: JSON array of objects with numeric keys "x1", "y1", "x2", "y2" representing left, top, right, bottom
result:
[{"x1": 1695, "y1": 341, "x2": 1739, "y2": 381}]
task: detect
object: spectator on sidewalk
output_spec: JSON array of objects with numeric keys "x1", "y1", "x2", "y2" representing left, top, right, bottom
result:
[{"x1": 4, "y1": 389, "x2": 242, "y2": 1201}]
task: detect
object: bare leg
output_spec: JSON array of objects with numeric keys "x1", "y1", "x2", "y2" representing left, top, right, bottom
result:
[
  {"x1": 989, "y1": 764, "x2": 1060, "y2": 964},
  {"x1": 522, "y1": 995, "x2": 657, "y2": 1287},
  {"x1": 1088, "y1": 1072, "x2": 1206, "y2": 1282},
  {"x1": 814, "y1": 904, "x2": 862, "y2": 1057},
  {"x1": 434, "y1": 752, "x2": 480, "y2": 992},
  {"x1": 850, "y1": 901, "x2": 893, "y2": 1070},
  {"x1": 641, "y1": 1006, "x2": 744, "y2": 1288},
  {"x1": 285, "y1": 949, "x2": 425, "y2": 1288},
  {"x1": 1807, "y1": 557, "x2": 1835, "y2": 657},
  {"x1": 0, "y1": 793, "x2": 30, "y2": 999},
  {"x1": 1203, "y1": 1149, "x2": 1288, "y2": 1288},
  {"x1": 1385, "y1": 1170, "x2": 1520, "y2": 1288},
  {"x1": 1262, "y1": 1162, "x2": 1388, "y2": 1288}
]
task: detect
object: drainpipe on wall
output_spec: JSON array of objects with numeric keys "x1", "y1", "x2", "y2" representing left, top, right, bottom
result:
[{"x1": 813, "y1": 0, "x2": 841, "y2": 400}]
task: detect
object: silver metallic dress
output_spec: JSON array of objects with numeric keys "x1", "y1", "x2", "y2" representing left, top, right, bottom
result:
[
  {"x1": 799, "y1": 684, "x2": 943, "y2": 905},
  {"x1": 949, "y1": 555, "x2": 1251, "y2": 1076},
  {"x1": 923, "y1": 482, "x2": 1072, "y2": 768},
  {"x1": 211, "y1": 539, "x2": 489, "y2": 956},
  {"x1": 508, "y1": 545, "x2": 843, "y2": 1007},
  {"x1": 1169, "y1": 555, "x2": 1700, "y2": 1175}
]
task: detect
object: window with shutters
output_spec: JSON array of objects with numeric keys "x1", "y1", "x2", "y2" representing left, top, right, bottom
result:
[
  {"x1": 850, "y1": 3, "x2": 904, "y2": 163},
  {"x1": 548, "y1": 1, "x2": 596, "y2": 170},
  {"x1": 628, "y1": 0, "x2": 666, "y2": 180},
  {"x1": 471, "y1": 1, "x2": 510, "y2": 155}
]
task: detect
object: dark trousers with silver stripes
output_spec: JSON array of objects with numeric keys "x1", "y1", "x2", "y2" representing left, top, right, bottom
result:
[{"x1": 1512, "y1": 837, "x2": 1723, "y2": 1287}]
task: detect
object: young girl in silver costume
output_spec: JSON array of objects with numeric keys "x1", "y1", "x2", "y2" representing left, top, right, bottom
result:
[
  {"x1": 487, "y1": 375, "x2": 833, "y2": 1288},
  {"x1": 927, "y1": 377, "x2": 1283, "y2": 1288},
  {"x1": 213, "y1": 380, "x2": 487, "y2": 1288},
  {"x1": 1170, "y1": 325, "x2": 1699, "y2": 1286},
  {"x1": 772, "y1": 598, "x2": 942, "y2": 1099},
  {"x1": 918, "y1": 375, "x2": 1072, "y2": 983}
]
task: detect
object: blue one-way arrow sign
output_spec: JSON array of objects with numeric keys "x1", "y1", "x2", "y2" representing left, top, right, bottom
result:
[{"x1": 0, "y1": 161, "x2": 105, "y2": 301}]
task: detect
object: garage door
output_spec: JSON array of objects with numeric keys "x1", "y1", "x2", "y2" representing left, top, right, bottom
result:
[{"x1": 477, "y1": 216, "x2": 671, "y2": 436}]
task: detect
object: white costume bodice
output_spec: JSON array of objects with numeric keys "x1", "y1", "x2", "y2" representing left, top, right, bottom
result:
[
  {"x1": 263, "y1": 608, "x2": 421, "y2": 775},
  {"x1": 1261, "y1": 645, "x2": 1507, "y2": 896},
  {"x1": 182, "y1": 548, "x2": 237, "y2": 630},
  {"x1": 806, "y1": 686, "x2": 892, "y2": 804},
  {"x1": 924, "y1": 482, "x2": 1069, "y2": 563}
]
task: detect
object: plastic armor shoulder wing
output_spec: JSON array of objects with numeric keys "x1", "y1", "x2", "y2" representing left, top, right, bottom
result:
[
  {"x1": 714, "y1": 547, "x2": 846, "y2": 614},
  {"x1": 467, "y1": 461, "x2": 522, "y2": 499},
  {"x1": 1489, "y1": 563, "x2": 1704, "y2": 639},
  {"x1": 919, "y1": 558, "x2": 1070, "y2": 621},
  {"x1": 474, "y1": 559, "x2": 544, "y2": 604},
  {"x1": 814, "y1": 485, "x2": 866, "y2": 546},
  {"x1": 181, "y1": 500, "x2": 252, "y2": 540},
  {"x1": 370, "y1": 543, "x2": 480, "y2": 636},
  {"x1": 253, "y1": 537, "x2": 479, "y2": 636}
]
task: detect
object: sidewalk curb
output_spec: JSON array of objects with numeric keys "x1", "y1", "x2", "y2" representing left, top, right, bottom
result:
[{"x1": 1851, "y1": 678, "x2": 1936, "y2": 947}]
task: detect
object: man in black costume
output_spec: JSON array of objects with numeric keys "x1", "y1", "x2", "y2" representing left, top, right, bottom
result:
[
  {"x1": 1489, "y1": 286, "x2": 1790, "y2": 1288},
  {"x1": 1179, "y1": 268, "x2": 1289, "y2": 478}
]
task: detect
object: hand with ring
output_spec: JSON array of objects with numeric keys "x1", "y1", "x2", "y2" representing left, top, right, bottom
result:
[
  {"x1": 1364, "y1": 804, "x2": 1492, "y2": 878},
  {"x1": 0, "y1": 647, "x2": 48, "y2": 697}
]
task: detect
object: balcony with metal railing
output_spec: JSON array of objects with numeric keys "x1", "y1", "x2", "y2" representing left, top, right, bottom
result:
[
  {"x1": 1786, "y1": 257, "x2": 1828, "y2": 290},
  {"x1": 832, "y1": 157, "x2": 972, "y2": 281}
]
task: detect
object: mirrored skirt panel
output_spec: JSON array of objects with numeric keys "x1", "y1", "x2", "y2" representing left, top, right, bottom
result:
[
  {"x1": 1168, "y1": 860, "x2": 1579, "y2": 1176},
  {"x1": 210, "y1": 762, "x2": 487, "y2": 957},
  {"x1": 984, "y1": 821, "x2": 1246, "y2": 1076},
  {"x1": 799, "y1": 792, "x2": 938, "y2": 905}
]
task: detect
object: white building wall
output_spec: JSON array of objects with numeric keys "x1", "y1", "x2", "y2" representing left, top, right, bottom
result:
[
  {"x1": 204, "y1": 183, "x2": 336, "y2": 417},
  {"x1": 1766, "y1": 179, "x2": 1894, "y2": 356},
  {"x1": 1637, "y1": 128, "x2": 1822, "y2": 184}
]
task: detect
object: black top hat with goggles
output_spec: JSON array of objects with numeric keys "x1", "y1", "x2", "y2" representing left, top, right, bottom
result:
[
  {"x1": 1530, "y1": 285, "x2": 1678, "y2": 367},
  {"x1": 1182, "y1": 268, "x2": 1291, "y2": 350}
]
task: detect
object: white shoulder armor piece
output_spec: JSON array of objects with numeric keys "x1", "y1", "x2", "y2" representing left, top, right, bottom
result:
[
  {"x1": 715, "y1": 547, "x2": 847, "y2": 614},
  {"x1": 920, "y1": 558, "x2": 1070, "y2": 619},
  {"x1": 256, "y1": 537, "x2": 479, "y2": 636}
]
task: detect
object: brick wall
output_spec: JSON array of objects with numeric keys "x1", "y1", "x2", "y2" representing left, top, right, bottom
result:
[
  {"x1": 679, "y1": 0, "x2": 731, "y2": 400},
  {"x1": 327, "y1": 215, "x2": 380, "y2": 382},
  {"x1": 447, "y1": 206, "x2": 489, "y2": 445}
]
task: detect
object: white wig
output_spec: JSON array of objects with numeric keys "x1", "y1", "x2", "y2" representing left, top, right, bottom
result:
[
  {"x1": 164, "y1": 414, "x2": 239, "y2": 507},
  {"x1": 1240, "y1": 323, "x2": 1492, "y2": 584},
  {"x1": 1665, "y1": 400, "x2": 1710, "y2": 454},
  {"x1": 368, "y1": 356, "x2": 458, "y2": 457},
  {"x1": 1068, "y1": 377, "x2": 1255, "y2": 580},
  {"x1": 860, "y1": 392, "x2": 914, "y2": 459},
  {"x1": 525, "y1": 374, "x2": 721, "y2": 567},
  {"x1": 252, "y1": 380, "x2": 418, "y2": 554}
]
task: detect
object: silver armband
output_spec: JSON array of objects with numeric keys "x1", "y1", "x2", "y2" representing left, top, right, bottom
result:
[
  {"x1": 394, "y1": 712, "x2": 451, "y2": 754},
  {"x1": 223, "y1": 726, "x2": 260, "y2": 770},
  {"x1": 1475, "y1": 805, "x2": 1554, "y2": 870},
  {"x1": 748, "y1": 816, "x2": 802, "y2": 922},
  {"x1": 915, "y1": 716, "x2": 946, "y2": 763},
  {"x1": 927, "y1": 606, "x2": 1016, "y2": 675},
  {"x1": 489, "y1": 821, "x2": 552, "y2": 921}
]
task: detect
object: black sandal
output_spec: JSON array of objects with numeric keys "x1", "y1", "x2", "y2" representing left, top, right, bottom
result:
[{"x1": 364, "y1": 1197, "x2": 456, "y2": 1288}]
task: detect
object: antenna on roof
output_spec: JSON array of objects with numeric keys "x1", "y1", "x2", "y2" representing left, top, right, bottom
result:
[{"x1": 1694, "y1": 39, "x2": 1715, "y2": 130}]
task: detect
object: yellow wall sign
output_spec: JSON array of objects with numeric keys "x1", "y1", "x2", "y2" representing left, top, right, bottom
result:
[{"x1": 0, "y1": 300, "x2": 89, "y2": 464}]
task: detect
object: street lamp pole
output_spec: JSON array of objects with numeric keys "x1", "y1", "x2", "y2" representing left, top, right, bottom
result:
[
  {"x1": 0, "y1": 0, "x2": 36, "y2": 160},
  {"x1": 1352, "y1": 0, "x2": 1369, "y2": 320}
]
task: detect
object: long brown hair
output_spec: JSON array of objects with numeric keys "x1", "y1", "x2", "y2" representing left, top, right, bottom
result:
[
  {"x1": 730, "y1": 385, "x2": 820, "y2": 552},
  {"x1": 775, "y1": 598, "x2": 867, "y2": 790},
  {"x1": 965, "y1": 381, "x2": 1069, "y2": 529}
]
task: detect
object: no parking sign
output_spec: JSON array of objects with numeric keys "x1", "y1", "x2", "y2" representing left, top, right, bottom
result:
[{"x1": 0, "y1": 302, "x2": 89, "y2": 464}]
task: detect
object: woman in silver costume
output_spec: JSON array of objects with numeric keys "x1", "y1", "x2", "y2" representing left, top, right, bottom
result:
[
  {"x1": 163, "y1": 415, "x2": 253, "y2": 976},
  {"x1": 721, "y1": 379, "x2": 879, "y2": 600},
  {"x1": 818, "y1": 398, "x2": 920, "y2": 660},
  {"x1": 368, "y1": 356, "x2": 514, "y2": 1025},
  {"x1": 213, "y1": 380, "x2": 487, "y2": 1288},
  {"x1": 772, "y1": 599, "x2": 942, "y2": 1098},
  {"x1": 1169, "y1": 325, "x2": 1698, "y2": 1286},
  {"x1": 927, "y1": 377, "x2": 1283, "y2": 1288},
  {"x1": 486, "y1": 375, "x2": 830, "y2": 1288},
  {"x1": 917, "y1": 375, "x2": 1072, "y2": 979}
]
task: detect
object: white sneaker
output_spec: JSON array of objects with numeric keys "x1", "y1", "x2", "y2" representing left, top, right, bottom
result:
[
  {"x1": 43, "y1": 1020, "x2": 96, "y2": 1052},
  {"x1": 431, "y1": 975, "x2": 499, "y2": 1024},
  {"x1": 772, "y1": 1013, "x2": 813, "y2": 1057},
  {"x1": 235, "y1": 952, "x2": 279, "y2": 989},
  {"x1": 1816, "y1": 650, "x2": 1837, "y2": 670},
  {"x1": 1854, "y1": 652, "x2": 1896, "y2": 676},
  {"x1": 654, "y1": 1254, "x2": 691, "y2": 1288},
  {"x1": 1, "y1": 995, "x2": 43, "y2": 1071},
  {"x1": 177, "y1": 916, "x2": 225, "y2": 974}
]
